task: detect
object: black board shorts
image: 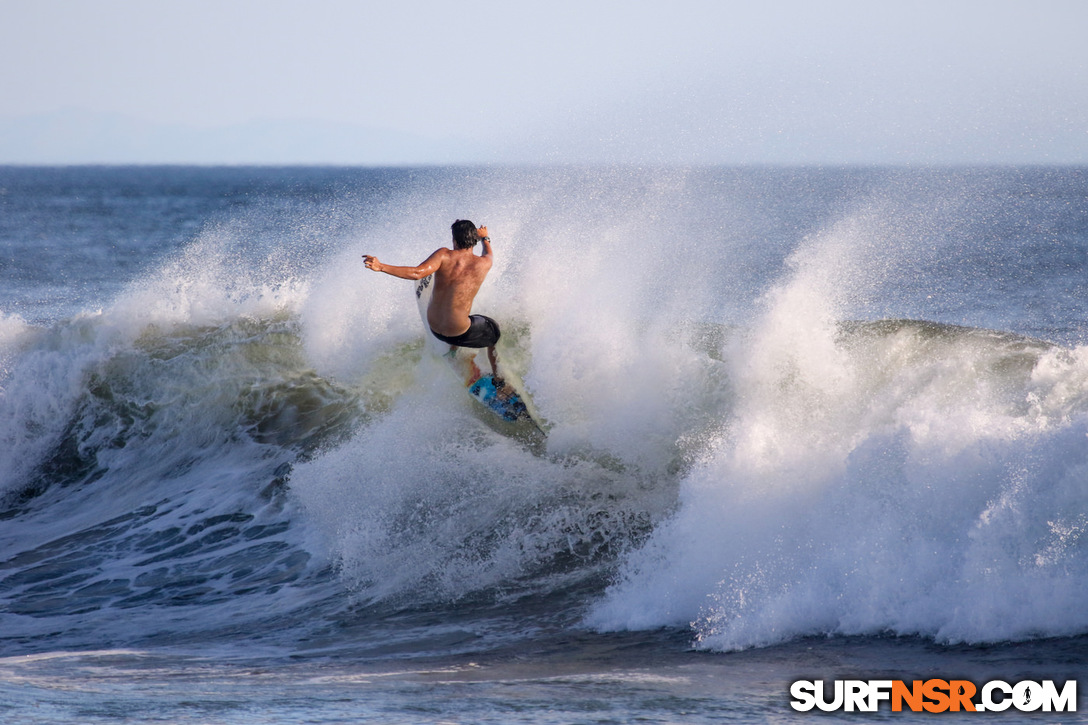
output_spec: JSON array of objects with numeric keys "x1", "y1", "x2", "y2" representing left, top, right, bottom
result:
[{"x1": 431, "y1": 315, "x2": 501, "y2": 348}]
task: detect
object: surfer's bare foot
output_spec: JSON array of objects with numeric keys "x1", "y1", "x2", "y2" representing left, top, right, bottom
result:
[{"x1": 487, "y1": 345, "x2": 499, "y2": 378}]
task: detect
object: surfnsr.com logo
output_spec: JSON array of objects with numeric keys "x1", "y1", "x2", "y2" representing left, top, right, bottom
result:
[{"x1": 790, "y1": 679, "x2": 1078, "y2": 713}]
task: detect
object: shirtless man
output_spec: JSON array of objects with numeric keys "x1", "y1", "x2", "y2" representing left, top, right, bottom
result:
[{"x1": 363, "y1": 220, "x2": 500, "y2": 374}]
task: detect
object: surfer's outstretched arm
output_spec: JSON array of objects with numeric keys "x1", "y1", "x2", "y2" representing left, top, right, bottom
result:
[{"x1": 363, "y1": 248, "x2": 446, "y2": 280}]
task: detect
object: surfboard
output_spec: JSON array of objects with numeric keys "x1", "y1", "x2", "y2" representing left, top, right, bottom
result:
[{"x1": 415, "y1": 274, "x2": 544, "y2": 432}]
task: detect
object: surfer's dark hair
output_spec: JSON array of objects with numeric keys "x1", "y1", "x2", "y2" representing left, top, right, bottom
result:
[{"x1": 451, "y1": 219, "x2": 479, "y2": 250}]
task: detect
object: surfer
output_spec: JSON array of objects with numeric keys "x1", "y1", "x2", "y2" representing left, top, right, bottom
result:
[{"x1": 363, "y1": 220, "x2": 501, "y2": 375}]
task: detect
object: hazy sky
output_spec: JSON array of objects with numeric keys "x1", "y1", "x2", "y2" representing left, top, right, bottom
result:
[{"x1": 2, "y1": 0, "x2": 1086, "y2": 164}]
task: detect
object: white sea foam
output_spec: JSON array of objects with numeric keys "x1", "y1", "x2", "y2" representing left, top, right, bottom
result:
[
  {"x1": 0, "y1": 218, "x2": 317, "y2": 500},
  {"x1": 586, "y1": 214, "x2": 1088, "y2": 649}
]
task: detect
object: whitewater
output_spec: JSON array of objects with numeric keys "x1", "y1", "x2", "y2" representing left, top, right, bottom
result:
[{"x1": 1, "y1": 165, "x2": 1086, "y2": 722}]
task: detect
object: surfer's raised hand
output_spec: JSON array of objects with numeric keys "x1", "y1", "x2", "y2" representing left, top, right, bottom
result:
[
  {"x1": 476, "y1": 227, "x2": 492, "y2": 259},
  {"x1": 362, "y1": 254, "x2": 382, "y2": 272}
]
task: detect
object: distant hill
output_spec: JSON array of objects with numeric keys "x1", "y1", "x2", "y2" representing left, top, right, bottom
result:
[{"x1": 0, "y1": 109, "x2": 482, "y2": 165}]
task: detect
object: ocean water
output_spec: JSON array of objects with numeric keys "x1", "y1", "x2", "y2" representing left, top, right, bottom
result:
[{"x1": 1, "y1": 165, "x2": 1087, "y2": 722}]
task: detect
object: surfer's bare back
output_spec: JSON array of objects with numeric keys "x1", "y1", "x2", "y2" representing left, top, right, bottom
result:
[{"x1": 363, "y1": 220, "x2": 501, "y2": 372}]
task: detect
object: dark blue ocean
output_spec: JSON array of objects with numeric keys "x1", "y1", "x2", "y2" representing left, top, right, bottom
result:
[{"x1": 1, "y1": 166, "x2": 1087, "y2": 722}]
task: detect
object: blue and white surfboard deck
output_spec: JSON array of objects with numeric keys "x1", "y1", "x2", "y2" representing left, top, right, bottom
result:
[{"x1": 415, "y1": 274, "x2": 544, "y2": 433}]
